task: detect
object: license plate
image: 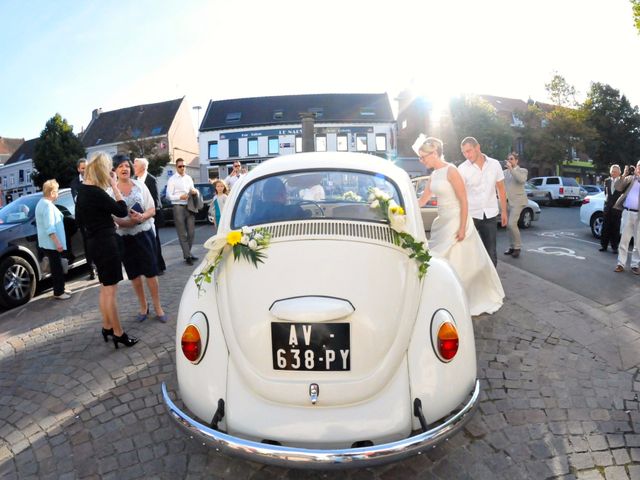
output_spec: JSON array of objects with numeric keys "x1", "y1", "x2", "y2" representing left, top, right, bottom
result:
[{"x1": 271, "y1": 322, "x2": 350, "y2": 371}]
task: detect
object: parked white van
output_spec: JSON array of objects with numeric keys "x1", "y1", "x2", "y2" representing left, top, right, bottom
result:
[{"x1": 528, "y1": 176, "x2": 582, "y2": 206}]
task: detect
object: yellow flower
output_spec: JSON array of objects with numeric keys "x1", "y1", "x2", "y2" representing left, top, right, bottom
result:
[
  {"x1": 389, "y1": 205, "x2": 405, "y2": 215},
  {"x1": 227, "y1": 230, "x2": 242, "y2": 245}
]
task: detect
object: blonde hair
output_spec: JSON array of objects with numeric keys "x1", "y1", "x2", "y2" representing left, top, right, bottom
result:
[
  {"x1": 85, "y1": 152, "x2": 113, "y2": 190},
  {"x1": 418, "y1": 137, "x2": 444, "y2": 157},
  {"x1": 42, "y1": 179, "x2": 59, "y2": 197}
]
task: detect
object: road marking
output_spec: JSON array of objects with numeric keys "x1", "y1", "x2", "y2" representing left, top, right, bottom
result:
[
  {"x1": 527, "y1": 246, "x2": 585, "y2": 260},
  {"x1": 537, "y1": 231, "x2": 599, "y2": 246}
]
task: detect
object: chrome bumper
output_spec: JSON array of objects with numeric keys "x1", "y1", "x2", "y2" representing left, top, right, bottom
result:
[{"x1": 161, "y1": 380, "x2": 480, "y2": 469}]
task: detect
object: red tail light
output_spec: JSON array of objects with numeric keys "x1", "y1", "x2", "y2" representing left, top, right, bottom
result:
[
  {"x1": 437, "y1": 322, "x2": 459, "y2": 361},
  {"x1": 582, "y1": 198, "x2": 590, "y2": 204},
  {"x1": 181, "y1": 325, "x2": 202, "y2": 362},
  {"x1": 559, "y1": 187, "x2": 564, "y2": 194}
]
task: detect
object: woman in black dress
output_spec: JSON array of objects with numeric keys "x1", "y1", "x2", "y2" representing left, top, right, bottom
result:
[{"x1": 76, "y1": 152, "x2": 139, "y2": 348}]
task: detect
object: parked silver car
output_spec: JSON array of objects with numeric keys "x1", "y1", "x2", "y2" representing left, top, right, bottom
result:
[
  {"x1": 411, "y1": 176, "x2": 541, "y2": 230},
  {"x1": 524, "y1": 182, "x2": 552, "y2": 206}
]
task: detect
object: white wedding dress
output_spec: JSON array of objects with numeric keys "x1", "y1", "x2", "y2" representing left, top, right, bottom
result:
[{"x1": 428, "y1": 165, "x2": 504, "y2": 315}]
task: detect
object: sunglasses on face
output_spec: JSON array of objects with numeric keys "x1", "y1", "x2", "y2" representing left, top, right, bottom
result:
[{"x1": 177, "y1": 165, "x2": 185, "y2": 169}]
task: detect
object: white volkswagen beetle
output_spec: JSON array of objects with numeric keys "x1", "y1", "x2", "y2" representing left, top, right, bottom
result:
[{"x1": 162, "y1": 152, "x2": 480, "y2": 469}]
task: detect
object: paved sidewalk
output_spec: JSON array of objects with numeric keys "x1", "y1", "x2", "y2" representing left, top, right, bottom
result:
[{"x1": 0, "y1": 241, "x2": 639, "y2": 479}]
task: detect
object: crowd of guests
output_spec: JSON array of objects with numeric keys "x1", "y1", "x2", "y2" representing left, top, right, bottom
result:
[{"x1": 34, "y1": 145, "x2": 639, "y2": 349}]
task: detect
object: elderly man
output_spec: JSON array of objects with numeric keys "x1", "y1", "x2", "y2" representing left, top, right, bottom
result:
[
  {"x1": 458, "y1": 137, "x2": 508, "y2": 266},
  {"x1": 133, "y1": 157, "x2": 166, "y2": 274},
  {"x1": 600, "y1": 164, "x2": 623, "y2": 254},
  {"x1": 613, "y1": 161, "x2": 640, "y2": 274},
  {"x1": 166, "y1": 158, "x2": 198, "y2": 265}
]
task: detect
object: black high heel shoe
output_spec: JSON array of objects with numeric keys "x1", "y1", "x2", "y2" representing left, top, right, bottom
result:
[
  {"x1": 101, "y1": 328, "x2": 114, "y2": 342},
  {"x1": 112, "y1": 332, "x2": 139, "y2": 349}
]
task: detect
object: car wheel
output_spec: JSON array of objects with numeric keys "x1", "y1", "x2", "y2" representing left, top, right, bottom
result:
[
  {"x1": 590, "y1": 213, "x2": 604, "y2": 239},
  {"x1": 518, "y1": 208, "x2": 533, "y2": 229},
  {"x1": 0, "y1": 256, "x2": 37, "y2": 308},
  {"x1": 545, "y1": 193, "x2": 552, "y2": 206}
]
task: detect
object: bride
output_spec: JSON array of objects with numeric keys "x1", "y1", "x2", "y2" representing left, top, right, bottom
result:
[{"x1": 416, "y1": 136, "x2": 504, "y2": 316}]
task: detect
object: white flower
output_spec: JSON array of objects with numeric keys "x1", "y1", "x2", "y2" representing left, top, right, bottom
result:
[
  {"x1": 254, "y1": 233, "x2": 263, "y2": 240},
  {"x1": 242, "y1": 226, "x2": 252, "y2": 234},
  {"x1": 370, "y1": 199, "x2": 380, "y2": 209},
  {"x1": 204, "y1": 234, "x2": 227, "y2": 252},
  {"x1": 389, "y1": 213, "x2": 407, "y2": 233},
  {"x1": 379, "y1": 191, "x2": 391, "y2": 201},
  {"x1": 248, "y1": 239, "x2": 258, "y2": 250},
  {"x1": 241, "y1": 234, "x2": 250, "y2": 245}
]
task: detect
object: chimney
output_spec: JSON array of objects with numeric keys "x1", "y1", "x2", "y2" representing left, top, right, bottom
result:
[
  {"x1": 300, "y1": 112, "x2": 315, "y2": 152},
  {"x1": 92, "y1": 108, "x2": 102, "y2": 120}
]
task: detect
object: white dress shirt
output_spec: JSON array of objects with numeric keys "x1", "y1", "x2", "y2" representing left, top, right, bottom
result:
[
  {"x1": 166, "y1": 172, "x2": 194, "y2": 206},
  {"x1": 458, "y1": 155, "x2": 505, "y2": 219}
]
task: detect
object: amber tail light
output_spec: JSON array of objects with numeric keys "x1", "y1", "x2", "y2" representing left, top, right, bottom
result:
[
  {"x1": 181, "y1": 325, "x2": 202, "y2": 362},
  {"x1": 437, "y1": 322, "x2": 459, "y2": 361}
]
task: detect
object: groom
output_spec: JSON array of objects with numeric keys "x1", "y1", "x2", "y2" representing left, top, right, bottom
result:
[{"x1": 458, "y1": 137, "x2": 508, "y2": 266}]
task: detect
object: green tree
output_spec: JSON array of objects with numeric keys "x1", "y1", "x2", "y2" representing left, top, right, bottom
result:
[
  {"x1": 520, "y1": 103, "x2": 596, "y2": 175},
  {"x1": 32, "y1": 114, "x2": 86, "y2": 189},
  {"x1": 545, "y1": 73, "x2": 578, "y2": 107},
  {"x1": 121, "y1": 138, "x2": 170, "y2": 177},
  {"x1": 582, "y1": 82, "x2": 640, "y2": 171},
  {"x1": 631, "y1": 0, "x2": 640, "y2": 33},
  {"x1": 440, "y1": 95, "x2": 513, "y2": 162}
]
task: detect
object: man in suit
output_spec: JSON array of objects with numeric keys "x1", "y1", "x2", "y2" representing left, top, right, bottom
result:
[
  {"x1": 503, "y1": 152, "x2": 528, "y2": 258},
  {"x1": 613, "y1": 161, "x2": 640, "y2": 274},
  {"x1": 134, "y1": 157, "x2": 166, "y2": 273},
  {"x1": 69, "y1": 158, "x2": 86, "y2": 202},
  {"x1": 70, "y1": 158, "x2": 97, "y2": 279},
  {"x1": 600, "y1": 164, "x2": 622, "y2": 253}
]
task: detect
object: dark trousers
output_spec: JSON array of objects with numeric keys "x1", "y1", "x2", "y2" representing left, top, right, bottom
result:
[
  {"x1": 473, "y1": 215, "x2": 498, "y2": 266},
  {"x1": 43, "y1": 249, "x2": 65, "y2": 296},
  {"x1": 154, "y1": 224, "x2": 166, "y2": 271},
  {"x1": 601, "y1": 208, "x2": 622, "y2": 250},
  {"x1": 79, "y1": 225, "x2": 95, "y2": 269},
  {"x1": 173, "y1": 205, "x2": 195, "y2": 259}
]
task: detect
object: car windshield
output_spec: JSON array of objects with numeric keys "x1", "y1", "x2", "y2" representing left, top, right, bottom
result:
[
  {"x1": 232, "y1": 170, "x2": 402, "y2": 228},
  {"x1": 0, "y1": 196, "x2": 40, "y2": 224}
]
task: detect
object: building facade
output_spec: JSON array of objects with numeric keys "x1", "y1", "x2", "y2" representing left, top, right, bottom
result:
[
  {"x1": 1, "y1": 138, "x2": 37, "y2": 203},
  {"x1": 198, "y1": 93, "x2": 397, "y2": 181},
  {"x1": 82, "y1": 97, "x2": 199, "y2": 191}
]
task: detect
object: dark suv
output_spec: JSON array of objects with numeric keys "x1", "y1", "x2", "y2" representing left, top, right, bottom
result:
[
  {"x1": 157, "y1": 183, "x2": 215, "y2": 227},
  {"x1": 0, "y1": 189, "x2": 86, "y2": 308}
]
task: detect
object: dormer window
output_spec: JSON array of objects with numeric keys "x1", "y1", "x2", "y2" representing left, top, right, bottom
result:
[
  {"x1": 226, "y1": 112, "x2": 242, "y2": 123},
  {"x1": 273, "y1": 109, "x2": 284, "y2": 120},
  {"x1": 308, "y1": 107, "x2": 323, "y2": 118},
  {"x1": 360, "y1": 107, "x2": 376, "y2": 117}
]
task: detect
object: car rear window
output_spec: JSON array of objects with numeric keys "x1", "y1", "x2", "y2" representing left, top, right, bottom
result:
[
  {"x1": 562, "y1": 177, "x2": 579, "y2": 186},
  {"x1": 232, "y1": 170, "x2": 402, "y2": 228}
]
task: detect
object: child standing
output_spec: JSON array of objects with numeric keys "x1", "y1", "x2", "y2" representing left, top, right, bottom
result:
[{"x1": 209, "y1": 179, "x2": 228, "y2": 231}]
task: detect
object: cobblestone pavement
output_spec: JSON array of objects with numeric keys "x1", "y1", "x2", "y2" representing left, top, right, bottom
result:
[{"x1": 0, "y1": 234, "x2": 639, "y2": 479}]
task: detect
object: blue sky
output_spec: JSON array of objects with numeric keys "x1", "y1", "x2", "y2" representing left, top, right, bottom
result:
[{"x1": 1, "y1": 0, "x2": 640, "y2": 141}]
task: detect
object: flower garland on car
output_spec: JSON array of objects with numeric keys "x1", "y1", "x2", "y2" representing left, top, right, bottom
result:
[
  {"x1": 369, "y1": 187, "x2": 431, "y2": 279},
  {"x1": 194, "y1": 226, "x2": 271, "y2": 292},
  {"x1": 341, "y1": 190, "x2": 362, "y2": 202}
]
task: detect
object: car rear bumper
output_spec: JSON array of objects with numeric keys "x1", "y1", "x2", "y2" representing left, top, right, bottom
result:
[{"x1": 161, "y1": 379, "x2": 480, "y2": 469}]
